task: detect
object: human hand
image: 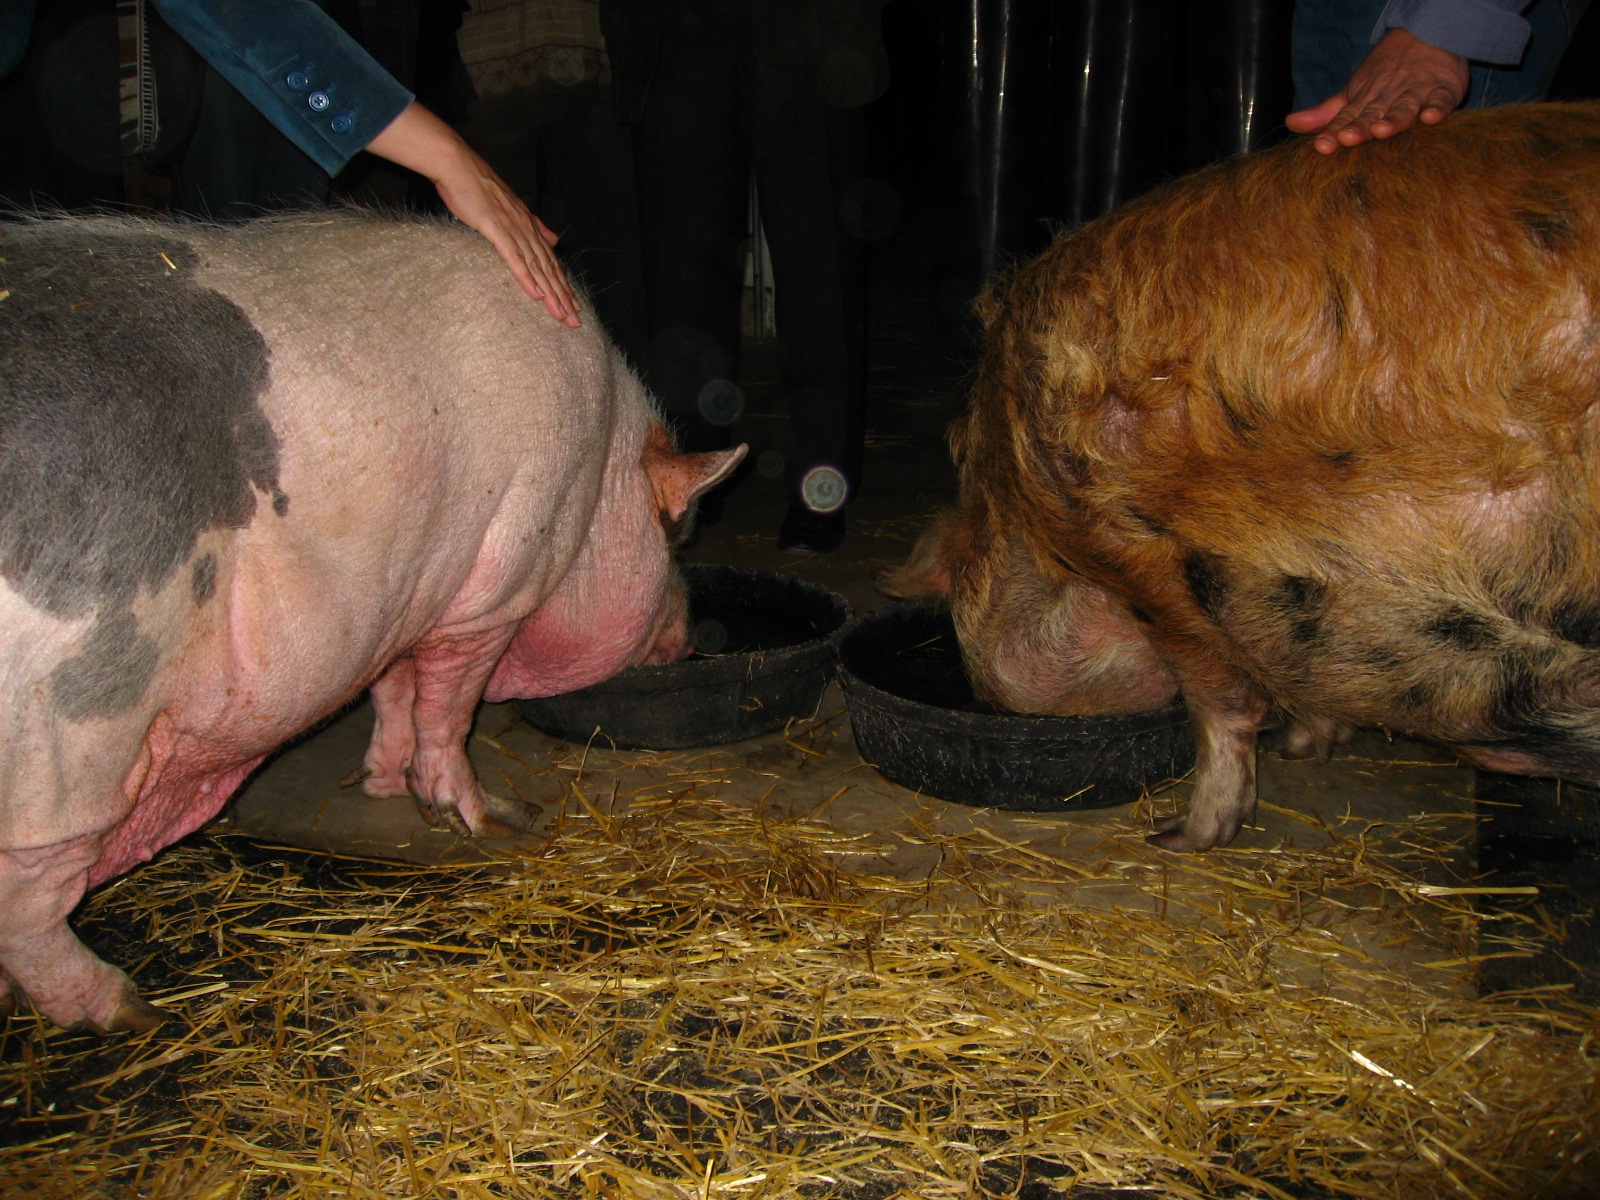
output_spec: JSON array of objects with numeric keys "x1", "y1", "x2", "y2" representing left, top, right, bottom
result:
[
  {"x1": 366, "y1": 102, "x2": 581, "y2": 326},
  {"x1": 1285, "y1": 28, "x2": 1469, "y2": 154},
  {"x1": 430, "y1": 148, "x2": 581, "y2": 327}
]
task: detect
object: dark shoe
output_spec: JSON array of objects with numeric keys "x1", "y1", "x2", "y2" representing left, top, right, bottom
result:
[{"x1": 778, "y1": 505, "x2": 846, "y2": 555}]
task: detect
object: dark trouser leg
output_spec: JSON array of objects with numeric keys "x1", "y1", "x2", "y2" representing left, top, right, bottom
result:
[
  {"x1": 631, "y1": 0, "x2": 749, "y2": 453},
  {"x1": 1475, "y1": 770, "x2": 1600, "y2": 998},
  {"x1": 752, "y1": 78, "x2": 860, "y2": 532},
  {"x1": 531, "y1": 85, "x2": 650, "y2": 372},
  {"x1": 461, "y1": 84, "x2": 650, "y2": 371},
  {"x1": 1290, "y1": 0, "x2": 1381, "y2": 111}
]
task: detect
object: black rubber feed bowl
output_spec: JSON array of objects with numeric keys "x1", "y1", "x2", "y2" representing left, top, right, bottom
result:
[
  {"x1": 838, "y1": 602, "x2": 1196, "y2": 811},
  {"x1": 518, "y1": 565, "x2": 849, "y2": 750}
]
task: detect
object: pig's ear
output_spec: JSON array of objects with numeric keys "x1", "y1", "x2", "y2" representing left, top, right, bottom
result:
[
  {"x1": 878, "y1": 509, "x2": 960, "y2": 601},
  {"x1": 644, "y1": 429, "x2": 748, "y2": 525}
]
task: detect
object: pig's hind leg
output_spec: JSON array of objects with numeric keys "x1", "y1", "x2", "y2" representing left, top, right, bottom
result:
[
  {"x1": 359, "y1": 656, "x2": 419, "y2": 796},
  {"x1": 399, "y1": 626, "x2": 537, "y2": 839},
  {"x1": 0, "y1": 837, "x2": 164, "y2": 1033}
]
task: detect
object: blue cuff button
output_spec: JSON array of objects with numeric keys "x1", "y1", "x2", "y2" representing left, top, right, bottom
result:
[
  {"x1": 330, "y1": 112, "x2": 355, "y2": 135},
  {"x1": 307, "y1": 91, "x2": 330, "y2": 112},
  {"x1": 286, "y1": 70, "x2": 309, "y2": 92}
]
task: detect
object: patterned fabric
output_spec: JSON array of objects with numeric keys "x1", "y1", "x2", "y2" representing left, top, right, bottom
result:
[
  {"x1": 118, "y1": 0, "x2": 162, "y2": 162},
  {"x1": 457, "y1": 0, "x2": 607, "y2": 96}
]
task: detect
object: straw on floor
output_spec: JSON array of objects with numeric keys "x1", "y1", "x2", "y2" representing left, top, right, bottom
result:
[{"x1": 2, "y1": 746, "x2": 1596, "y2": 1200}]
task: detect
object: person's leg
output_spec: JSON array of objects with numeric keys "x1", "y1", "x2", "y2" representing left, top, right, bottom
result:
[
  {"x1": 1291, "y1": 0, "x2": 1385, "y2": 110},
  {"x1": 531, "y1": 83, "x2": 651, "y2": 371},
  {"x1": 631, "y1": 0, "x2": 749, "y2": 454},
  {"x1": 751, "y1": 74, "x2": 859, "y2": 551}
]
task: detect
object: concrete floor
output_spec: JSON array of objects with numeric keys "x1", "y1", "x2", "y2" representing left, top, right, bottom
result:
[{"x1": 220, "y1": 268, "x2": 1516, "y2": 995}]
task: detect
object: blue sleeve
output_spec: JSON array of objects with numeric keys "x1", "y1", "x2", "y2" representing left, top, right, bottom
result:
[
  {"x1": 1373, "y1": 0, "x2": 1533, "y2": 63},
  {"x1": 150, "y1": 0, "x2": 414, "y2": 176},
  {"x1": 0, "y1": 0, "x2": 36, "y2": 80}
]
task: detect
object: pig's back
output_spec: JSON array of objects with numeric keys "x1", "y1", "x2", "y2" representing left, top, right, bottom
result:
[
  {"x1": 976, "y1": 102, "x2": 1600, "y2": 556},
  {"x1": 968, "y1": 102, "x2": 1600, "y2": 757}
]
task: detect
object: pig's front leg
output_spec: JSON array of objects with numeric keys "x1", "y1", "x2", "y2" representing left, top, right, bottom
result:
[
  {"x1": 0, "y1": 837, "x2": 165, "y2": 1033},
  {"x1": 1147, "y1": 677, "x2": 1270, "y2": 853},
  {"x1": 403, "y1": 626, "x2": 536, "y2": 839},
  {"x1": 360, "y1": 656, "x2": 419, "y2": 796}
]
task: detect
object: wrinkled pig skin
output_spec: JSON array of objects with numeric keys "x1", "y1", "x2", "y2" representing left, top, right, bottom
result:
[
  {"x1": 887, "y1": 102, "x2": 1600, "y2": 853},
  {"x1": 0, "y1": 213, "x2": 742, "y2": 1032}
]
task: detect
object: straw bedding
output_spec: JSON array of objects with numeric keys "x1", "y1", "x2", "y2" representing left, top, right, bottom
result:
[{"x1": 2, "y1": 755, "x2": 1596, "y2": 1199}]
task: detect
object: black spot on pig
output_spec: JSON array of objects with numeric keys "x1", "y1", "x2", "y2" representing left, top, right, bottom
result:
[
  {"x1": 48, "y1": 610, "x2": 160, "y2": 721},
  {"x1": 1426, "y1": 605, "x2": 1498, "y2": 651},
  {"x1": 1269, "y1": 574, "x2": 1327, "y2": 645},
  {"x1": 1487, "y1": 651, "x2": 1549, "y2": 740},
  {"x1": 1124, "y1": 507, "x2": 1171, "y2": 537},
  {"x1": 1525, "y1": 127, "x2": 1566, "y2": 160},
  {"x1": 1324, "y1": 278, "x2": 1348, "y2": 340},
  {"x1": 1275, "y1": 575, "x2": 1323, "y2": 610},
  {"x1": 1, "y1": 221, "x2": 283, "y2": 720},
  {"x1": 1515, "y1": 207, "x2": 1577, "y2": 252},
  {"x1": 1468, "y1": 648, "x2": 1600, "y2": 776},
  {"x1": 1399, "y1": 679, "x2": 1436, "y2": 710},
  {"x1": 1055, "y1": 451, "x2": 1092, "y2": 489},
  {"x1": 1541, "y1": 528, "x2": 1572, "y2": 579},
  {"x1": 1048, "y1": 550, "x2": 1083, "y2": 577},
  {"x1": 1183, "y1": 550, "x2": 1227, "y2": 620},
  {"x1": 1361, "y1": 645, "x2": 1404, "y2": 671},
  {"x1": 191, "y1": 553, "x2": 218, "y2": 605},
  {"x1": 0, "y1": 222, "x2": 281, "y2": 622},
  {"x1": 1551, "y1": 600, "x2": 1600, "y2": 648},
  {"x1": 1345, "y1": 172, "x2": 1371, "y2": 210},
  {"x1": 1214, "y1": 391, "x2": 1255, "y2": 439},
  {"x1": 272, "y1": 489, "x2": 290, "y2": 518}
]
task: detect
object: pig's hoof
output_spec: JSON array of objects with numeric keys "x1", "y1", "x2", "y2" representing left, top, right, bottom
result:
[
  {"x1": 339, "y1": 766, "x2": 372, "y2": 788},
  {"x1": 0, "y1": 990, "x2": 15, "y2": 1020},
  {"x1": 1146, "y1": 812, "x2": 1238, "y2": 853},
  {"x1": 439, "y1": 806, "x2": 475, "y2": 839},
  {"x1": 416, "y1": 791, "x2": 479, "y2": 839},
  {"x1": 103, "y1": 995, "x2": 168, "y2": 1034},
  {"x1": 472, "y1": 794, "x2": 537, "y2": 840},
  {"x1": 62, "y1": 986, "x2": 168, "y2": 1035},
  {"x1": 404, "y1": 768, "x2": 446, "y2": 827}
]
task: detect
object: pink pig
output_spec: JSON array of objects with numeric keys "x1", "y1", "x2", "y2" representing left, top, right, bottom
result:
[{"x1": 0, "y1": 213, "x2": 741, "y2": 1032}]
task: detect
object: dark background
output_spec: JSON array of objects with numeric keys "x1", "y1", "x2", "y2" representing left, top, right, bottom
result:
[{"x1": 4, "y1": 0, "x2": 1600, "y2": 328}]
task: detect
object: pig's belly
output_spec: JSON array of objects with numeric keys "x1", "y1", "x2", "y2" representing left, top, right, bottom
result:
[
  {"x1": 91, "y1": 492, "x2": 566, "y2": 883},
  {"x1": 89, "y1": 743, "x2": 266, "y2": 887},
  {"x1": 87, "y1": 619, "x2": 411, "y2": 887}
]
